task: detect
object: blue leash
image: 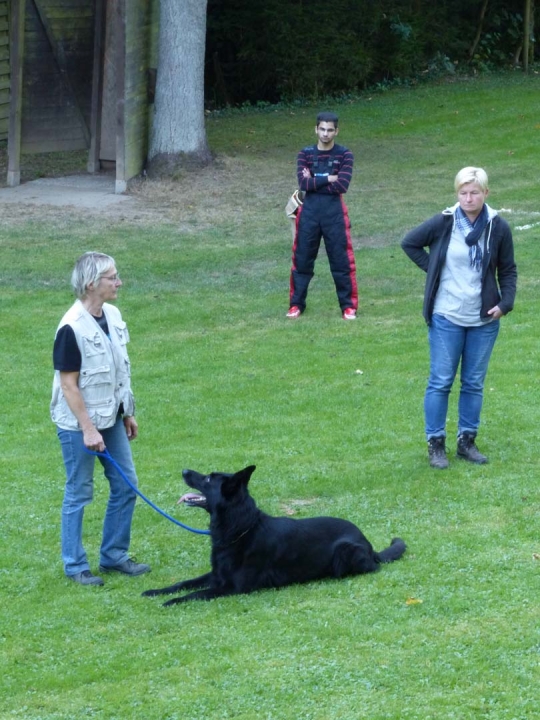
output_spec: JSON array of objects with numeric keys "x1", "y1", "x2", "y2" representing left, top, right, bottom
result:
[{"x1": 84, "y1": 447, "x2": 210, "y2": 536}]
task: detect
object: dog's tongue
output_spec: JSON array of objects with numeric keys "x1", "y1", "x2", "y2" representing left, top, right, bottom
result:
[{"x1": 177, "y1": 492, "x2": 203, "y2": 505}]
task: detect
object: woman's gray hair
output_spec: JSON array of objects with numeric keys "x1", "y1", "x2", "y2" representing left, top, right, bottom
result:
[
  {"x1": 454, "y1": 166, "x2": 489, "y2": 192},
  {"x1": 71, "y1": 251, "x2": 115, "y2": 298}
]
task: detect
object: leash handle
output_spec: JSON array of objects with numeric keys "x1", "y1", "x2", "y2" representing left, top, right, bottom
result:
[{"x1": 83, "y1": 447, "x2": 210, "y2": 536}]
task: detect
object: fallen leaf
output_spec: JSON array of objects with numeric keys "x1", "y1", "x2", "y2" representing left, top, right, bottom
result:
[{"x1": 406, "y1": 597, "x2": 423, "y2": 605}]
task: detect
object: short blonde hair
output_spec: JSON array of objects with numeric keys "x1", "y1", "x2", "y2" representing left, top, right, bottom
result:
[{"x1": 454, "y1": 167, "x2": 488, "y2": 192}]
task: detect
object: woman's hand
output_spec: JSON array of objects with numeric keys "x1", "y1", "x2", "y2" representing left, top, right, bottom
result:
[
  {"x1": 487, "y1": 305, "x2": 503, "y2": 320},
  {"x1": 83, "y1": 427, "x2": 105, "y2": 452},
  {"x1": 123, "y1": 415, "x2": 139, "y2": 440}
]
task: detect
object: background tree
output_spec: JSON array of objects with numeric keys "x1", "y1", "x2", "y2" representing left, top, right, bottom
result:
[{"x1": 148, "y1": 0, "x2": 212, "y2": 177}]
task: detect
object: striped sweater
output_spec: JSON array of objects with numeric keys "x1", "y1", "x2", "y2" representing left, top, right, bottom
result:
[{"x1": 297, "y1": 143, "x2": 354, "y2": 196}]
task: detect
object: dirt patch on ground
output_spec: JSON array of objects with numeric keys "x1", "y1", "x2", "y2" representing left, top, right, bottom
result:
[
  {"x1": 0, "y1": 147, "x2": 388, "y2": 248},
  {"x1": 0, "y1": 152, "x2": 275, "y2": 231}
]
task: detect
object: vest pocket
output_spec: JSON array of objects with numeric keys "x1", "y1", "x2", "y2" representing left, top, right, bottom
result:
[
  {"x1": 114, "y1": 322, "x2": 130, "y2": 345},
  {"x1": 85, "y1": 398, "x2": 117, "y2": 429},
  {"x1": 82, "y1": 333, "x2": 106, "y2": 357},
  {"x1": 80, "y1": 364, "x2": 111, "y2": 388}
]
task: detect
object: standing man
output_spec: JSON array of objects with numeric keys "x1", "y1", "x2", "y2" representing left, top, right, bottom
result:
[
  {"x1": 51, "y1": 252, "x2": 151, "y2": 585},
  {"x1": 287, "y1": 112, "x2": 358, "y2": 320}
]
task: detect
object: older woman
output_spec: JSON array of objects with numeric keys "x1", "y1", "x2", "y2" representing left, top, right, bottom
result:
[
  {"x1": 401, "y1": 167, "x2": 517, "y2": 469},
  {"x1": 51, "y1": 252, "x2": 150, "y2": 584}
]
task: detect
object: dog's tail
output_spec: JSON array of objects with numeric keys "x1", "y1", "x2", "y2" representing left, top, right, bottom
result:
[{"x1": 376, "y1": 537, "x2": 406, "y2": 564}]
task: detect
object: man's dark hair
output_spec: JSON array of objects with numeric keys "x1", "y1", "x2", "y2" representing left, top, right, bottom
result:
[{"x1": 316, "y1": 111, "x2": 339, "y2": 128}]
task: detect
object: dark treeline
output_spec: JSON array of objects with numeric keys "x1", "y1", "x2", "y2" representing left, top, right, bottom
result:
[{"x1": 205, "y1": 0, "x2": 533, "y2": 107}]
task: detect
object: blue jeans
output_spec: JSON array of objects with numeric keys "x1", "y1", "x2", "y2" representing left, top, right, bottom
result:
[
  {"x1": 425, "y1": 314, "x2": 500, "y2": 439},
  {"x1": 57, "y1": 416, "x2": 138, "y2": 576}
]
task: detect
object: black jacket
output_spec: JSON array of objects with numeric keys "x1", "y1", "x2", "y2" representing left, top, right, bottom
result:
[{"x1": 401, "y1": 209, "x2": 517, "y2": 323}]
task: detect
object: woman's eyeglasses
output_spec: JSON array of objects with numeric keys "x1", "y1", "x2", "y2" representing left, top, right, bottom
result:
[{"x1": 101, "y1": 274, "x2": 121, "y2": 282}]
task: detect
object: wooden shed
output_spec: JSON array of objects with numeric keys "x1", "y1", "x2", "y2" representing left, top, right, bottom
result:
[{"x1": 5, "y1": 0, "x2": 157, "y2": 192}]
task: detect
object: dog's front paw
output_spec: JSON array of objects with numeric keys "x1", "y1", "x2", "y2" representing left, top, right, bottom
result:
[
  {"x1": 141, "y1": 588, "x2": 161, "y2": 597},
  {"x1": 162, "y1": 596, "x2": 184, "y2": 607}
]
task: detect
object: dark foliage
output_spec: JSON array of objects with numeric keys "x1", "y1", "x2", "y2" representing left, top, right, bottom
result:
[{"x1": 205, "y1": 0, "x2": 534, "y2": 107}]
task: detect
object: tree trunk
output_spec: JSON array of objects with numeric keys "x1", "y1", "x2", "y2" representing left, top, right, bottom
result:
[
  {"x1": 147, "y1": 0, "x2": 212, "y2": 177},
  {"x1": 468, "y1": 0, "x2": 490, "y2": 61}
]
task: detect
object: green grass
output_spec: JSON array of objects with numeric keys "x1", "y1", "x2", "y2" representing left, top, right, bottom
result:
[{"x1": 1, "y1": 72, "x2": 539, "y2": 719}]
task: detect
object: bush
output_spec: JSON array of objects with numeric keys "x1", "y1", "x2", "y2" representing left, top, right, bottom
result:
[{"x1": 205, "y1": 0, "x2": 534, "y2": 107}]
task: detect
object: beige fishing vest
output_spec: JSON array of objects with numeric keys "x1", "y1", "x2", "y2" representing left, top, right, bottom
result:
[{"x1": 50, "y1": 300, "x2": 135, "y2": 431}]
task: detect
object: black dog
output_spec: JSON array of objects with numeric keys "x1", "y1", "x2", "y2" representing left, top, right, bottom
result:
[{"x1": 142, "y1": 465, "x2": 406, "y2": 606}]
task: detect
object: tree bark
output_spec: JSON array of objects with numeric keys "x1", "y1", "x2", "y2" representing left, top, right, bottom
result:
[{"x1": 147, "y1": 0, "x2": 212, "y2": 177}]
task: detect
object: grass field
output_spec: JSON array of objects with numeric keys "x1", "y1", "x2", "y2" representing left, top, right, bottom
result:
[{"x1": 1, "y1": 71, "x2": 539, "y2": 719}]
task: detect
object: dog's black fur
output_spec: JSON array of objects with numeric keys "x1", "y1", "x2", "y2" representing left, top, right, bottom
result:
[{"x1": 142, "y1": 465, "x2": 406, "y2": 606}]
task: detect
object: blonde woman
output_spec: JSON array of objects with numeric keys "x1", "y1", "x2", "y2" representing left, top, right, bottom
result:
[{"x1": 401, "y1": 168, "x2": 517, "y2": 469}]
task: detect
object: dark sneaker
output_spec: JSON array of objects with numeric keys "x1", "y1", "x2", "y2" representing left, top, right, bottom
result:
[
  {"x1": 428, "y1": 436, "x2": 449, "y2": 469},
  {"x1": 99, "y1": 558, "x2": 151, "y2": 576},
  {"x1": 457, "y1": 433, "x2": 488, "y2": 464},
  {"x1": 68, "y1": 570, "x2": 104, "y2": 586}
]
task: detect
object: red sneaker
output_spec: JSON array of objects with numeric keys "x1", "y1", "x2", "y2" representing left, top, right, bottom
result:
[
  {"x1": 286, "y1": 306, "x2": 302, "y2": 319},
  {"x1": 342, "y1": 308, "x2": 357, "y2": 320}
]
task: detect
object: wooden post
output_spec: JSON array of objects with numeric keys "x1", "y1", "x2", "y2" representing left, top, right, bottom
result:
[
  {"x1": 6, "y1": 0, "x2": 25, "y2": 187},
  {"x1": 115, "y1": 0, "x2": 127, "y2": 193},
  {"x1": 88, "y1": 0, "x2": 105, "y2": 173},
  {"x1": 523, "y1": 0, "x2": 531, "y2": 72}
]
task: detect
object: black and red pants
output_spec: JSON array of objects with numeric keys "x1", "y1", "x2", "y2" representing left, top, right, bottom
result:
[{"x1": 289, "y1": 194, "x2": 358, "y2": 312}]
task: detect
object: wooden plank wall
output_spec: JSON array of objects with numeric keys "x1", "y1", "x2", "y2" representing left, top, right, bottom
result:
[
  {"x1": 0, "y1": 0, "x2": 9, "y2": 141},
  {"x1": 22, "y1": 0, "x2": 94, "y2": 153}
]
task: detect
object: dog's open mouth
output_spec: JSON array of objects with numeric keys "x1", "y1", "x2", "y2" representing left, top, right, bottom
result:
[{"x1": 177, "y1": 492, "x2": 207, "y2": 507}]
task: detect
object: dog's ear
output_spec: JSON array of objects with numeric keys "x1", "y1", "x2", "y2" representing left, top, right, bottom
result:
[
  {"x1": 237, "y1": 465, "x2": 256, "y2": 484},
  {"x1": 221, "y1": 465, "x2": 256, "y2": 499}
]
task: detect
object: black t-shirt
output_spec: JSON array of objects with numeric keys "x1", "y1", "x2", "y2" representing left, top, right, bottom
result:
[{"x1": 53, "y1": 314, "x2": 110, "y2": 372}]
